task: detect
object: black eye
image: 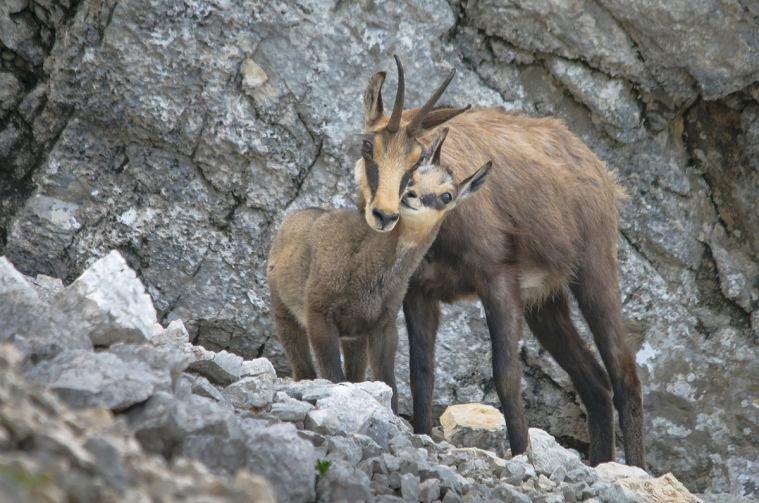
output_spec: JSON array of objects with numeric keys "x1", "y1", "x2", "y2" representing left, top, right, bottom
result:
[
  {"x1": 440, "y1": 192, "x2": 452, "y2": 204},
  {"x1": 362, "y1": 140, "x2": 373, "y2": 156},
  {"x1": 406, "y1": 190, "x2": 417, "y2": 198}
]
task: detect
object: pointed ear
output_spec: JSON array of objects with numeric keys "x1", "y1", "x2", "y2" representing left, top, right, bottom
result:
[
  {"x1": 426, "y1": 128, "x2": 449, "y2": 166},
  {"x1": 413, "y1": 104, "x2": 471, "y2": 138},
  {"x1": 364, "y1": 71, "x2": 387, "y2": 130},
  {"x1": 455, "y1": 161, "x2": 492, "y2": 204}
]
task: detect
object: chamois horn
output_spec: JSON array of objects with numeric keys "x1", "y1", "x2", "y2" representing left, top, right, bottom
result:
[
  {"x1": 386, "y1": 55, "x2": 405, "y2": 134},
  {"x1": 406, "y1": 67, "x2": 456, "y2": 138}
]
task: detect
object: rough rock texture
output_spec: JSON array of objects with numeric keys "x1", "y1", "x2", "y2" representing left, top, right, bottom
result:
[
  {"x1": 0, "y1": 343, "x2": 276, "y2": 502},
  {"x1": 1, "y1": 0, "x2": 759, "y2": 498},
  {"x1": 50, "y1": 250, "x2": 156, "y2": 346},
  {"x1": 440, "y1": 403, "x2": 508, "y2": 456},
  {"x1": 0, "y1": 253, "x2": 720, "y2": 502}
]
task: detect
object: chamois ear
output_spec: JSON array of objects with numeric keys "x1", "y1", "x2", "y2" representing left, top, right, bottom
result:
[
  {"x1": 427, "y1": 127, "x2": 449, "y2": 166},
  {"x1": 414, "y1": 104, "x2": 471, "y2": 139},
  {"x1": 455, "y1": 161, "x2": 492, "y2": 204},
  {"x1": 364, "y1": 71, "x2": 387, "y2": 129}
]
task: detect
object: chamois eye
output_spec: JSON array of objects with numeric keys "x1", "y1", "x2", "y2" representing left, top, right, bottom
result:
[
  {"x1": 362, "y1": 141, "x2": 373, "y2": 156},
  {"x1": 441, "y1": 192, "x2": 452, "y2": 204},
  {"x1": 406, "y1": 190, "x2": 417, "y2": 198}
]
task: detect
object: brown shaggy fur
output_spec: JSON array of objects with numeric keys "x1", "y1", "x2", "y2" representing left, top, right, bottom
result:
[
  {"x1": 267, "y1": 137, "x2": 491, "y2": 414},
  {"x1": 355, "y1": 62, "x2": 645, "y2": 469}
]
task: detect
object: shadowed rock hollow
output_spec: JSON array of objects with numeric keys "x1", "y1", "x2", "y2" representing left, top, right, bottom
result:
[{"x1": 1, "y1": 0, "x2": 758, "y2": 498}]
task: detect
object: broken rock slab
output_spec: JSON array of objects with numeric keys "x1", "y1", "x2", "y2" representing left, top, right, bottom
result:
[
  {"x1": 0, "y1": 257, "x2": 91, "y2": 364},
  {"x1": 222, "y1": 374, "x2": 276, "y2": 410},
  {"x1": 24, "y1": 349, "x2": 171, "y2": 411},
  {"x1": 440, "y1": 403, "x2": 508, "y2": 456},
  {"x1": 595, "y1": 461, "x2": 652, "y2": 481},
  {"x1": 241, "y1": 422, "x2": 316, "y2": 503},
  {"x1": 526, "y1": 427, "x2": 585, "y2": 476},
  {"x1": 51, "y1": 250, "x2": 156, "y2": 347},
  {"x1": 614, "y1": 472, "x2": 703, "y2": 503}
]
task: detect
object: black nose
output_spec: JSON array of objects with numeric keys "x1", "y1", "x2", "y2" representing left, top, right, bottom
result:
[{"x1": 372, "y1": 208, "x2": 399, "y2": 228}]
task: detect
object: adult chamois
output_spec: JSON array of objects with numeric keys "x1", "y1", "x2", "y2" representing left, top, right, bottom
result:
[
  {"x1": 267, "y1": 129, "x2": 492, "y2": 413},
  {"x1": 354, "y1": 56, "x2": 645, "y2": 468}
]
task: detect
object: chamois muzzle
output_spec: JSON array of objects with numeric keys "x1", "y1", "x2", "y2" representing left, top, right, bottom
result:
[{"x1": 372, "y1": 208, "x2": 400, "y2": 230}]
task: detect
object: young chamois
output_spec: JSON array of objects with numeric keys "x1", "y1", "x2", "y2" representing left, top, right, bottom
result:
[
  {"x1": 267, "y1": 129, "x2": 492, "y2": 413},
  {"x1": 353, "y1": 56, "x2": 646, "y2": 468}
]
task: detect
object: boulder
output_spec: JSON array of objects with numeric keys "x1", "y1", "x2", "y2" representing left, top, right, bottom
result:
[
  {"x1": 316, "y1": 460, "x2": 372, "y2": 503},
  {"x1": 526, "y1": 428, "x2": 585, "y2": 476},
  {"x1": 595, "y1": 461, "x2": 652, "y2": 481},
  {"x1": 0, "y1": 257, "x2": 92, "y2": 363},
  {"x1": 241, "y1": 422, "x2": 316, "y2": 503},
  {"x1": 439, "y1": 403, "x2": 508, "y2": 455},
  {"x1": 618, "y1": 473, "x2": 704, "y2": 503},
  {"x1": 24, "y1": 349, "x2": 171, "y2": 411},
  {"x1": 187, "y1": 348, "x2": 245, "y2": 385},
  {"x1": 51, "y1": 251, "x2": 156, "y2": 346},
  {"x1": 222, "y1": 375, "x2": 276, "y2": 410}
]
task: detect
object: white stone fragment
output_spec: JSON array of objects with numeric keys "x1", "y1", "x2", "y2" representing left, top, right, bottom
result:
[{"x1": 51, "y1": 251, "x2": 156, "y2": 346}]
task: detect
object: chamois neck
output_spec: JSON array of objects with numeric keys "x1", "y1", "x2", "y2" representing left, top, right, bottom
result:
[{"x1": 367, "y1": 213, "x2": 442, "y2": 284}]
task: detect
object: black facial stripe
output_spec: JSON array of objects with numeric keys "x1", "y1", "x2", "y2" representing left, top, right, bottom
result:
[
  {"x1": 420, "y1": 193, "x2": 451, "y2": 210},
  {"x1": 365, "y1": 160, "x2": 380, "y2": 198},
  {"x1": 399, "y1": 170, "x2": 413, "y2": 197},
  {"x1": 420, "y1": 194, "x2": 437, "y2": 208}
]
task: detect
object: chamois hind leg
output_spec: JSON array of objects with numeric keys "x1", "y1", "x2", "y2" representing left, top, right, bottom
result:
[
  {"x1": 479, "y1": 271, "x2": 529, "y2": 456},
  {"x1": 571, "y1": 250, "x2": 646, "y2": 469},
  {"x1": 525, "y1": 291, "x2": 615, "y2": 466},
  {"x1": 271, "y1": 293, "x2": 317, "y2": 381},
  {"x1": 368, "y1": 320, "x2": 399, "y2": 414},
  {"x1": 342, "y1": 337, "x2": 368, "y2": 382},
  {"x1": 403, "y1": 283, "x2": 441, "y2": 433},
  {"x1": 306, "y1": 308, "x2": 346, "y2": 383}
]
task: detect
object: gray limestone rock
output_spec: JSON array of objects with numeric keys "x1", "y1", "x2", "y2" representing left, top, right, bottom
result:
[
  {"x1": 0, "y1": 257, "x2": 92, "y2": 364},
  {"x1": 316, "y1": 460, "x2": 372, "y2": 503},
  {"x1": 305, "y1": 408, "x2": 343, "y2": 436},
  {"x1": 0, "y1": 72, "x2": 23, "y2": 120},
  {"x1": 51, "y1": 251, "x2": 156, "y2": 347},
  {"x1": 222, "y1": 375, "x2": 276, "y2": 410},
  {"x1": 546, "y1": 57, "x2": 645, "y2": 143},
  {"x1": 187, "y1": 349, "x2": 245, "y2": 385},
  {"x1": 24, "y1": 349, "x2": 171, "y2": 411},
  {"x1": 2, "y1": 0, "x2": 759, "y2": 495},
  {"x1": 242, "y1": 423, "x2": 316, "y2": 503},
  {"x1": 400, "y1": 472, "x2": 421, "y2": 501},
  {"x1": 527, "y1": 428, "x2": 585, "y2": 476}
]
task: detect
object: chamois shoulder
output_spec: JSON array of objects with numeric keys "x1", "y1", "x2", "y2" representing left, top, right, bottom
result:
[{"x1": 432, "y1": 106, "x2": 624, "y2": 206}]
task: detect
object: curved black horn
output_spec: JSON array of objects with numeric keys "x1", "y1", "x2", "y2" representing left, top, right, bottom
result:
[
  {"x1": 386, "y1": 55, "x2": 405, "y2": 134},
  {"x1": 406, "y1": 67, "x2": 456, "y2": 137}
]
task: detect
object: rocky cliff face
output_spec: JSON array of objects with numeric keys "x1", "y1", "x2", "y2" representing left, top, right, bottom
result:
[{"x1": 1, "y1": 0, "x2": 758, "y2": 498}]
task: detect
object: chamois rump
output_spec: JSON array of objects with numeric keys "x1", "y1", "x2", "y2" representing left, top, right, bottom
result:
[
  {"x1": 266, "y1": 129, "x2": 492, "y2": 413},
  {"x1": 354, "y1": 56, "x2": 645, "y2": 468}
]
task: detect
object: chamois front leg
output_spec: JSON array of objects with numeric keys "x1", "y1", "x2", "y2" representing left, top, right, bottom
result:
[
  {"x1": 306, "y1": 309, "x2": 346, "y2": 383},
  {"x1": 403, "y1": 284, "x2": 441, "y2": 434},
  {"x1": 271, "y1": 290, "x2": 317, "y2": 381},
  {"x1": 368, "y1": 320, "x2": 399, "y2": 414},
  {"x1": 479, "y1": 271, "x2": 529, "y2": 456},
  {"x1": 342, "y1": 337, "x2": 368, "y2": 382}
]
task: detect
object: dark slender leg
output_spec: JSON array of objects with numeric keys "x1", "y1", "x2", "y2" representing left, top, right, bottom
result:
[
  {"x1": 572, "y1": 252, "x2": 646, "y2": 469},
  {"x1": 306, "y1": 309, "x2": 345, "y2": 383},
  {"x1": 342, "y1": 337, "x2": 368, "y2": 382},
  {"x1": 403, "y1": 284, "x2": 441, "y2": 434},
  {"x1": 368, "y1": 321, "x2": 399, "y2": 414},
  {"x1": 525, "y1": 292, "x2": 615, "y2": 465},
  {"x1": 479, "y1": 271, "x2": 529, "y2": 455},
  {"x1": 271, "y1": 293, "x2": 317, "y2": 380}
]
